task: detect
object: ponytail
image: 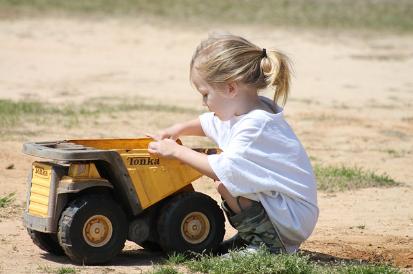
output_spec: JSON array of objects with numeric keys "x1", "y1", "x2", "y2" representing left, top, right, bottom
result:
[{"x1": 261, "y1": 50, "x2": 291, "y2": 106}]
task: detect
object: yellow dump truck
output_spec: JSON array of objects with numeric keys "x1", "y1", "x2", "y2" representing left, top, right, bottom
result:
[{"x1": 22, "y1": 138, "x2": 225, "y2": 264}]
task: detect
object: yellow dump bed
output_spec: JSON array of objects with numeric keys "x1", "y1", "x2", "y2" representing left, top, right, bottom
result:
[
  {"x1": 70, "y1": 138, "x2": 203, "y2": 209},
  {"x1": 23, "y1": 138, "x2": 217, "y2": 212}
]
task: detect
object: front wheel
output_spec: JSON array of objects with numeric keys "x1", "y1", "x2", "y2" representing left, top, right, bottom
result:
[
  {"x1": 58, "y1": 195, "x2": 127, "y2": 265},
  {"x1": 157, "y1": 192, "x2": 225, "y2": 253}
]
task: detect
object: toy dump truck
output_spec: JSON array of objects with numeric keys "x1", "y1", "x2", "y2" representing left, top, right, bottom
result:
[{"x1": 22, "y1": 138, "x2": 225, "y2": 264}]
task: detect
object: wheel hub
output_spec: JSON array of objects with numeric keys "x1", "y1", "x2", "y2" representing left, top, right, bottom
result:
[
  {"x1": 181, "y1": 212, "x2": 210, "y2": 244},
  {"x1": 83, "y1": 215, "x2": 113, "y2": 247}
]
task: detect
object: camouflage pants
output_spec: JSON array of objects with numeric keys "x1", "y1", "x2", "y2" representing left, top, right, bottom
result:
[{"x1": 222, "y1": 199, "x2": 286, "y2": 253}]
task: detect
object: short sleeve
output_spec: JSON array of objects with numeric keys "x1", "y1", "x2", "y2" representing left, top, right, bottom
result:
[
  {"x1": 208, "y1": 152, "x2": 259, "y2": 196},
  {"x1": 199, "y1": 112, "x2": 219, "y2": 144},
  {"x1": 207, "y1": 118, "x2": 267, "y2": 196}
]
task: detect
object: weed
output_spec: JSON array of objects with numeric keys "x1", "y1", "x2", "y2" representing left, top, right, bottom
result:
[
  {"x1": 150, "y1": 265, "x2": 180, "y2": 274},
  {"x1": 166, "y1": 252, "x2": 188, "y2": 265},
  {"x1": 153, "y1": 247, "x2": 401, "y2": 274},
  {"x1": 185, "y1": 250, "x2": 316, "y2": 274},
  {"x1": 315, "y1": 165, "x2": 399, "y2": 192},
  {"x1": 37, "y1": 265, "x2": 54, "y2": 274},
  {"x1": 0, "y1": 192, "x2": 15, "y2": 208},
  {"x1": 56, "y1": 267, "x2": 76, "y2": 274},
  {"x1": 37, "y1": 266, "x2": 76, "y2": 274}
]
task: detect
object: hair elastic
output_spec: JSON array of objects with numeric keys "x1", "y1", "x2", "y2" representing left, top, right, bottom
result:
[{"x1": 262, "y1": 48, "x2": 267, "y2": 58}]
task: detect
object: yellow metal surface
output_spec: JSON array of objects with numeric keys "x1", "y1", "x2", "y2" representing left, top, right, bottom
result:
[
  {"x1": 68, "y1": 138, "x2": 205, "y2": 209},
  {"x1": 70, "y1": 138, "x2": 153, "y2": 150},
  {"x1": 29, "y1": 162, "x2": 52, "y2": 217},
  {"x1": 68, "y1": 163, "x2": 101, "y2": 179},
  {"x1": 120, "y1": 149, "x2": 202, "y2": 209}
]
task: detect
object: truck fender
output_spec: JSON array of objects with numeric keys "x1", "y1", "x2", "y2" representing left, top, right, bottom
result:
[{"x1": 57, "y1": 178, "x2": 113, "y2": 194}]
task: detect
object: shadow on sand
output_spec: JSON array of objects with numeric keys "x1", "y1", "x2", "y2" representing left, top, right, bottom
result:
[{"x1": 41, "y1": 248, "x2": 165, "y2": 267}]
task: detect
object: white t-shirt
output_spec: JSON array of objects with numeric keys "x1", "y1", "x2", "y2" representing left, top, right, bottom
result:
[{"x1": 199, "y1": 96, "x2": 319, "y2": 253}]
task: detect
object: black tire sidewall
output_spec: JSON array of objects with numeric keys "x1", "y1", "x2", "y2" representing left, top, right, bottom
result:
[{"x1": 59, "y1": 195, "x2": 127, "y2": 264}]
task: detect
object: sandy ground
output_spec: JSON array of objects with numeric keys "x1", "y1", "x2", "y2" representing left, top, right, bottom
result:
[{"x1": 0, "y1": 18, "x2": 412, "y2": 273}]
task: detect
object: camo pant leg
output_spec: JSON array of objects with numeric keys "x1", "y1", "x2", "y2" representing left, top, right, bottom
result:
[{"x1": 222, "y1": 200, "x2": 286, "y2": 253}]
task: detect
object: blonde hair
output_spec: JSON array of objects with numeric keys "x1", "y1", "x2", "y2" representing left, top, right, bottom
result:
[{"x1": 190, "y1": 33, "x2": 292, "y2": 106}]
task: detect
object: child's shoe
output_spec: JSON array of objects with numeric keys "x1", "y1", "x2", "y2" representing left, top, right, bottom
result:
[
  {"x1": 220, "y1": 244, "x2": 260, "y2": 259},
  {"x1": 216, "y1": 233, "x2": 248, "y2": 254}
]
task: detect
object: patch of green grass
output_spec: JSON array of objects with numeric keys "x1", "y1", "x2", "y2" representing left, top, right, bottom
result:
[
  {"x1": 186, "y1": 250, "x2": 316, "y2": 274},
  {"x1": 165, "y1": 252, "x2": 188, "y2": 265},
  {"x1": 154, "y1": 247, "x2": 401, "y2": 274},
  {"x1": 0, "y1": 98, "x2": 199, "y2": 137},
  {"x1": 150, "y1": 265, "x2": 181, "y2": 274},
  {"x1": 0, "y1": 192, "x2": 15, "y2": 208},
  {"x1": 0, "y1": 0, "x2": 412, "y2": 33},
  {"x1": 37, "y1": 265, "x2": 53, "y2": 274},
  {"x1": 0, "y1": 100, "x2": 54, "y2": 127},
  {"x1": 36, "y1": 265, "x2": 76, "y2": 274},
  {"x1": 315, "y1": 165, "x2": 399, "y2": 192},
  {"x1": 56, "y1": 267, "x2": 76, "y2": 274},
  {"x1": 84, "y1": 100, "x2": 198, "y2": 116}
]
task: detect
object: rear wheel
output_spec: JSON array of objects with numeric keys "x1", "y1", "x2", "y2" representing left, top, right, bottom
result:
[
  {"x1": 27, "y1": 228, "x2": 64, "y2": 255},
  {"x1": 58, "y1": 194, "x2": 127, "y2": 265},
  {"x1": 157, "y1": 192, "x2": 225, "y2": 253}
]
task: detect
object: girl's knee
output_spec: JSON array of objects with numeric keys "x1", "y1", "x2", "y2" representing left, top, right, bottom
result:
[
  {"x1": 214, "y1": 181, "x2": 230, "y2": 197},
  {"x1": 213, "y1": 180, "x2": 222, "y2": 191}
]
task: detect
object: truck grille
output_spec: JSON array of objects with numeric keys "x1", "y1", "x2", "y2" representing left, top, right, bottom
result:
[{"x1": 28, "y1": 163, "x2": 52, "y2": 217}]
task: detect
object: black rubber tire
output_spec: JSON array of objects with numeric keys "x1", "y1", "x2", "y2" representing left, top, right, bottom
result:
[
  {"x1": 27, "y1": 228, "x2": 65, "y2": 256},
  {"x1": 57, "y1": 195, "x2": 127, "y2": 265},
  {"x1": 157, "y1": 192, "x2": 225, "y2": 253},
  {"x1": 139, "y1": 240, "x2": 162, "y2": 252}
]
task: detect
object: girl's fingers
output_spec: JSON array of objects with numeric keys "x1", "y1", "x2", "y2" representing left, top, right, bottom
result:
[
  {"x1": 145, "y1": 133, "x2": 161, "y2": 141},
  {"x1": 148, "y1": 141, "x2": 159, "y2": 154}
]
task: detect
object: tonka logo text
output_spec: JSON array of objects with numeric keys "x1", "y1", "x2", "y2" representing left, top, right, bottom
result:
[
  {"x1": 34, "y1": 167, "x2": 48, "y2": 177},
  {"x1": 127, "y1": 157, "x2": 160, "y2": 166}
]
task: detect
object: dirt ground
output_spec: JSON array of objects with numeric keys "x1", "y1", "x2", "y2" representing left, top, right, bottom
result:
[{"x1": 0, "y1": 18, "x2": 412, "y2": 273}]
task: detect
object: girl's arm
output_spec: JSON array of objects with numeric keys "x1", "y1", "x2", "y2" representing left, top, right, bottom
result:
[
  {"x1": 158, "y1": 118, "x2": 205, "y2": 140},
  {"x1": 148, "y1": 139, "x2": 218, "y2": 180}
]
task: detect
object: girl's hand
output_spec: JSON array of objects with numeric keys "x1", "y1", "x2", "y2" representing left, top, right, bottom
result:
[
  {"x1": 146, "y1": 119, "x2": 205, "y2": 140},
  {"x1": 160, "y1": 125, "x2": 180, "y2": 140},
  {"x1": 148, "y1": 139, "x2": 182, "y2": 159},
  {"x1": 148, "y1": 124, "x2": 182, "y2": 140}
]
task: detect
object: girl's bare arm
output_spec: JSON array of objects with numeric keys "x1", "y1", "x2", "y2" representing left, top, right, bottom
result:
[
  {"x1": 152, "y1": 118, "x2": 205, "y2": 140},
  {"x1": 148, "y1": 138, "x2": 218, "y2": 180}
]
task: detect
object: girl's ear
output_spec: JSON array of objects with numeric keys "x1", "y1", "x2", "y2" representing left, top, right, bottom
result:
[{"x1": 225, "y1": 81, "x2": 238, "y2": 98}]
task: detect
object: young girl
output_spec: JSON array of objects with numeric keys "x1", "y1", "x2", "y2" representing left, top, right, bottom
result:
[{"x1": 148, "y1": 33, "x2": 318, "y2": 254}]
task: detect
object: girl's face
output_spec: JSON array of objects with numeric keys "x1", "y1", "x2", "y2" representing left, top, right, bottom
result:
[{"x1": 191, "y1": 69, "x2": 236, "y2": 121}]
